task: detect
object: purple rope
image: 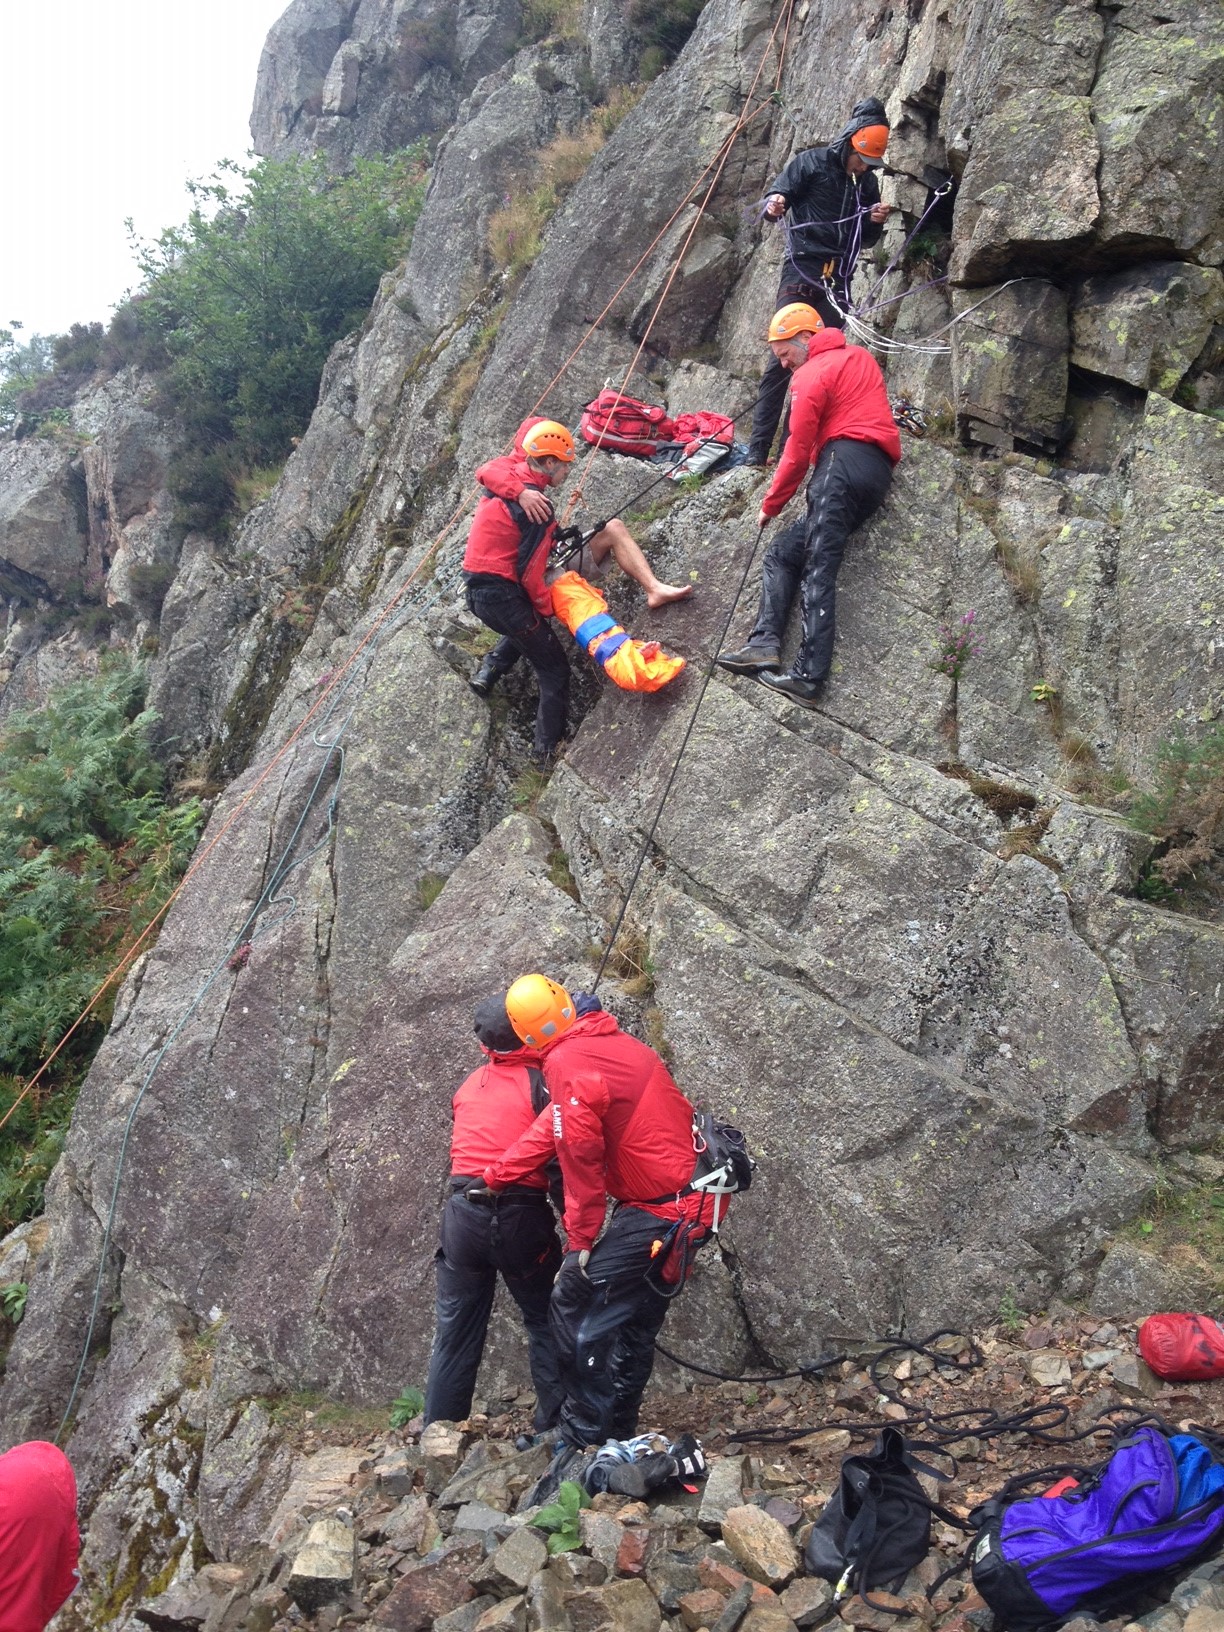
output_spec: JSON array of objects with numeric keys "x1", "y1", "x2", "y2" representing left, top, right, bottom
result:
[{"x1": 855, "y1": 181, "x2": 953, "y2": 316}]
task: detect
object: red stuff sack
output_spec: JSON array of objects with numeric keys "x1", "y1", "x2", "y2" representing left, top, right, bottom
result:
[
  {"x1": 671, "y1": 411, "x2": 735, "y2": 454},
  {"x1": 579, "y1": 390, "x2": 677, "y2": 457},
  {"x1": 1138, "y1": 1313, "x2": 1224, "y2": 1381}
]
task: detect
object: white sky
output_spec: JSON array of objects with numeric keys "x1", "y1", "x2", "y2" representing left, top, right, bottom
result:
[{"x1": 1, "y1": 0, "x2": 291, "y2": 339}]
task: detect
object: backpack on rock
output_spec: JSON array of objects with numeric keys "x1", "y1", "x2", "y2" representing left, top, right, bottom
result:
[
  {"x1": 970, "y1": 1426, "x2": 1224, "y2": 1630},
  {"x1": 804, "y1": 1428, "x2": 963, "y2": 1605}
]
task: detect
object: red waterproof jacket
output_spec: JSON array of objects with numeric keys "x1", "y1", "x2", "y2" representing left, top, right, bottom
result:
[
  {"x1": 462, "y1": 418, "x2": 557, "y2": 616},
  {"x1": 762, "y1": 330, "x2": 901, "y2": 517},
  {"x1": 484, "y1": 1012, "x2": 718, "y2": 1252},
  {"x1": 450, "y1": 1046, "x2": 549, "y2": 1187},
  {"x1": 0, "y1": 1442, "x2": 79, "y2": 1632}
]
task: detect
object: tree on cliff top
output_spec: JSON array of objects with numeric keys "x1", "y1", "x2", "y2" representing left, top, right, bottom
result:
[{"x1": 130, "y1": 149, "x2": 426, "y2": 532}]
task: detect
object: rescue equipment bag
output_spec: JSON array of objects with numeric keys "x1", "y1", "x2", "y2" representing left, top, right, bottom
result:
[
  {"x1": 690, "y1": 1111, "x2": 754, "y2": 1226},
  {"x1": 579, "y1": 390, "x2": 677, "y2": 456},
  {"x1": 806, "y1": 1428, "x2": 961, "y2": 1604},
  {"x1": 1139, "y1": 1314, "x2": 1224, "y2": 1382},
  {"x1": 549, "y1": 570, "x2": 685, "y2": 693},
  {"x1": 970, "y1": 1427, "x2": 1224, "y2": 1630}
]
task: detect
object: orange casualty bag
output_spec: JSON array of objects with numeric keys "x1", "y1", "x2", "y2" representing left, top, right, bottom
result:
[{"x1": 550, "y1": 571, "x2": 685, "y2": 693}]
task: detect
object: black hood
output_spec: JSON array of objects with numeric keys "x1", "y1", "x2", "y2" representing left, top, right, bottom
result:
[
  {"x1": 830, "y1": 97, "x2": 889, "y2": 158},
  {"x1": 473, "y1": 995, "x2": 522, "y2": 1054}
]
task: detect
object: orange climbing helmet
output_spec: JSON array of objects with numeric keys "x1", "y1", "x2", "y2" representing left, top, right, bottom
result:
[
  {"x1": 505, "y1": 973, "x2": 576, "y2": 1048},
  {"x1": 767, "y1": 303, "x2": 824, "y2": 343},
  {"x1": 850, "y1": 123, "x2": 890, "y2": 167},
  {"x1": 521, "y1": 420, "x2": 577, "y2": 463}
]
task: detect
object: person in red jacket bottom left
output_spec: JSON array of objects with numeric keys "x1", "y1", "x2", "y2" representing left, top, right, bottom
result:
[
  {"x1": 421, "y1": 995, "x2": 565, "y2": 1432},
  {"x1": 0, "y1": 1441, "x2": 79, "y2": 1632}
]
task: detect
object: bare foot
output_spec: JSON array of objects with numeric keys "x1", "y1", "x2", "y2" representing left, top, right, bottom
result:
[{"x1": 646, "y1": 582, "x2": 694, "y2": 609}]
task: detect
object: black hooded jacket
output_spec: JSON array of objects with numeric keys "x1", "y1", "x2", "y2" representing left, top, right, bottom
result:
[{"x1": 768, "y1": 98, "x2": 888, "y2": 284}]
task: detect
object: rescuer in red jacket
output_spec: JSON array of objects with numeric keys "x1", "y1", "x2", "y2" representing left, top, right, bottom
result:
[
  {"x1": 718, "y1": 303, "x2": 900, "y2": 707},
  {"x1": 483, "y1": 976, "x2": 721, "y2": 1456},
  {"x1": 462, "y1": 418, "x2": 691, "y2": 767},
  {"x1": 422, "y1": 996, "x2": 564, "y2": 1430},
  {"x1": 0, "y1": 1441, "x2": 79, "y2": 1632}
]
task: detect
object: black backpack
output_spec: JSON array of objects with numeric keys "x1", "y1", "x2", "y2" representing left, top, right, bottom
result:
[
  {"x1": 688, "y1": 1111, "x2": 754, "y2": 1230},
  {"x1": 805, "y1": 1428, "x2": 965, "y2": 1606}
]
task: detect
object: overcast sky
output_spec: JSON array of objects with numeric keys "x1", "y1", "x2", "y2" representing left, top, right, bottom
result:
[{"x1": 1, "y1": 0, "x2": 290, "y2": 339}]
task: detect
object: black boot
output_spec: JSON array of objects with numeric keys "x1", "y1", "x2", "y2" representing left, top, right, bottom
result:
[
  {"x1": 757, "y1": 671, "x2": 823, "y2": 708},
  {"x1": 716, "y1": 643, "x2": 781, "y2": 674},
  {"x1": 469, "y1": 655, "x2": 502, "y2": 697}
]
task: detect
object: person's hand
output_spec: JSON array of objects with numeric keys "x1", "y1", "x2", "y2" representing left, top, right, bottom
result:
[
  {"x1": 764, "y1": 193, "x2": 787, "y2": 220},
  {"x1": 463, "y1": 1182, "x2": 495, "y2": 1204},
  {"x1": 555, "y1": 1248, "x2": 590, "y2": 1283},
  {"x1": 869, "y1": 202, "x2": 893, "y2": 225},
  {"x1": 757, "y1": 505, "x2": 771, "y2": 529},
  {"x1": 518, "y1": 486, "x2": 553, "y2": 524}
]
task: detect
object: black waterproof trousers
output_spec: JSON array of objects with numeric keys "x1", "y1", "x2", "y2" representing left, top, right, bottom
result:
[
  {"x1": 465, "y1": 575, "x2": 570, "y2": 758},
  {"x1": 747, "y1": 437, "x2": 894, "y2": 681},
  {"x1": 423, "y1": 1185, "x2": 565, "y2": 1430},
  {"x1": 549, "y1": 1205, "x2": 675, "y2": 1450},
  {"x1": 747, "y1": 272, "x2": 847, "y2": 464}
]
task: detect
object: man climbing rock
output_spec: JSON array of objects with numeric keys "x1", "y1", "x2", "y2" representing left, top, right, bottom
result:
[
  {"x1": 718, "y1": 302, "x2": 900, "y2": 706},
  {"x1": 483, "y1": 975, "x2": 724, "y2": 1466},
  {"x1": 422, "y1": 996, "x2": 564, "y2": 1432},
  {"x1": 463, "y1": 418, "x2": 690, "y2": 766},
  {"x1": 747, "y1": 98, "x2": 892, "y2": 466}
]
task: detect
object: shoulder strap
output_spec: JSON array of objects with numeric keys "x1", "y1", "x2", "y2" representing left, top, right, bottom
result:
[
  {"x1": 527, "y1": 1066, "x2": 549, "y2": 1116},
  {"x1": 501, "y1": 495, "x2": 554, "y2": 581}
]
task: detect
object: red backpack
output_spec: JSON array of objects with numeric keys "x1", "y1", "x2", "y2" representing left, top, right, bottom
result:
[
  {"x1": 671, "y1": 411, "x2": 735, "y2": 453},
  {"x1": 579, "y1": 390, "x2": 678, "y2": 457}
]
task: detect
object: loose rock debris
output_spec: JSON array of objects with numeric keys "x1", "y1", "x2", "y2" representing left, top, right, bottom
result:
[{"x1": 134, "y1": 1317, "x2": 1224, "y2": 1632}]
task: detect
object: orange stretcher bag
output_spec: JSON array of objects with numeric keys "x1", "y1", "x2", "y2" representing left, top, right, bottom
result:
[{"x1": 550, "y1": 571, "x2": 685, "y2": 693}]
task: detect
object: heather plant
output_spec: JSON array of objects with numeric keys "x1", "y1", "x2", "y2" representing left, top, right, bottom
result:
[
  {"x1": 1129, "y1": 721, "x2": 1224, "y2": 903},
  {"x1": 928, "y1": 609, "x2": 982, "y2": 681}
]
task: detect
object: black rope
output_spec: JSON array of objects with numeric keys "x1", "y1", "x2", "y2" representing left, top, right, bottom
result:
[{"x1": 591, "y1": 513, "x2": 771, "y2": 991}]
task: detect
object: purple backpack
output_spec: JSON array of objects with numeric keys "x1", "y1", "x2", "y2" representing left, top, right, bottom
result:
[{"x1": 972, "y1": 1428, "x2": 1224, "y2": 1629}]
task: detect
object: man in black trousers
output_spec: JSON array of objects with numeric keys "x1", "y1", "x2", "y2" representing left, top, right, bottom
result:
[
  {"x1": 422, "y1": 997, "x2": 564, "y2": 1430},
  {"x1": 747, "y1": 97, "x2": 894, "y2": 466}
]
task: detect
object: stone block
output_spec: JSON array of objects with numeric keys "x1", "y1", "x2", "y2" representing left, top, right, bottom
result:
[
  {"x1": 721, "y1": 1508, "x2": 799, "y2": 1591},
  {"x1": 952, "y1": 280, "x2": 1069, "y2": 449},
  {"x1": 1024, "y1": 1350, "x2": 1072, "y2": 1388},
  {"x1": 951, "y1": 90, "x2": 1099, "y2": 284},
  {"x1": 373, "y1": 1540, "x2": 483, "y2": 1632},
  {"x1": 779, "y1": 1578, "x2": 835, "y2": 1629},
  {"x1": 471, "y1": 1528, "x2": 548, "y2": 1596},
  {"x1": 680, "y1": 1589, "x2": 731, "y2": 1629},
  {"x1": 475, "y1": 1595, "x2": 528, "y2": 1632},
  {"x1": 1071, "y1": 264, "x2": 1224, "y2": 396},
  {"x1": 435, "y1": 1601, "x2": 499, "y2": 1632},
  {"x1": 528, "y1": 1567, "x2": 573, "y2": 1632},
  {"x1": 286, "y1": 1517, "x2": 356, "y2": 1613},
  {"x1": 699, "y1": 1459, "x2": 746, "y2": 1532},
  {"x1": 645, "y1": 1553, "x2": 700, "y2": 1611}
]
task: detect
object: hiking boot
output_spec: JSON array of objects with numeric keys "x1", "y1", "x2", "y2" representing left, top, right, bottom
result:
[
  {"x1": 468, "y1": 655, "x2": 501, "y2": 697},
  {"x1": 524, "y1": 1441, "x2": 586, "y2": 1508},
  {"x1": 757, "y1": 670, "x2": 823, "y2": 708},
  {"x1": 716, "y1": 643, "x2": 781, "y2": 674}
]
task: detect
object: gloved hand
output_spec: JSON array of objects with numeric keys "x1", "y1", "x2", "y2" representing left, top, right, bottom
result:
[{"x1": 555, "y1": 1249, "x2": 590, "y2": 1283}]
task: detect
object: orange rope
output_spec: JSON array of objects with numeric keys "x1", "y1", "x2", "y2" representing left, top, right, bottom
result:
[{"x1": 1, "y1": 2, "x2": 799, "y2": 1137}]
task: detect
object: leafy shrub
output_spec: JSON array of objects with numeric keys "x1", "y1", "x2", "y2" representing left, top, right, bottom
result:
[
  {"x1": 1129, "y1": 721, "x2": 1224, "y2": 902},
  {"x1": 535, "y1": 1481, "x2": 591, "y2": 1553},
  {"x1": 0, "y1": 664, "x2": 204, "y2": 1230},
  {"x1": 520, "y1": 0, "x2": 582, "y2": 44},
  {"x1": 0, "y1": 327, "x2": 55, "y2": 431},
  {"x1": 388, "y1": 1386, "x2": 424, "y2": 1429}
]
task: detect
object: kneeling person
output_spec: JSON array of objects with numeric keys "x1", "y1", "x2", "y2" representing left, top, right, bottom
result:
[{"x1": 422, "y1": 996, "x2": 564, "y2": 1430}]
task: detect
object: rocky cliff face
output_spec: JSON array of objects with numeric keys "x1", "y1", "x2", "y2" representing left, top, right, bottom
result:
[{"x1": 1, "y1": 0, "x2": 1222, "y2": 1617}]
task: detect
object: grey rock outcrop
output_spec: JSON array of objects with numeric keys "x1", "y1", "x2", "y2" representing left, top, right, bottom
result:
[{"x1": 2, "y1": 0, "x2": 1224, "y2": 1617}]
